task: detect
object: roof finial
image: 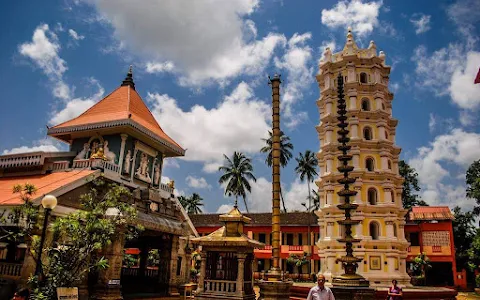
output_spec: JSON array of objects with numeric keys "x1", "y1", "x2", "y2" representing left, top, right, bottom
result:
[{"x1": 121, "y1": 65, "x2": 136, "y2": 90}]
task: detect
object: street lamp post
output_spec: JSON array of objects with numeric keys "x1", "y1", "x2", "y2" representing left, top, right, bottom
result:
[{"x1": 35, "y1": 195, "x2": 57, "y2": 276}]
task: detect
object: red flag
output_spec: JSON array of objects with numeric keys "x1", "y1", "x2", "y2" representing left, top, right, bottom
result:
[{"x1": 475, "y1": 67, "x2": 480, "y2": 84}]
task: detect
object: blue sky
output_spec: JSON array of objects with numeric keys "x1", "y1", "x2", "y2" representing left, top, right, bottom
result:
[{"x1": 1, "y1": 0, "x2": 479, "y2": 213}]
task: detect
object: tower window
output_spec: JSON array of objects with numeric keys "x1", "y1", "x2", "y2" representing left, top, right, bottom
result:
[
  {"x1": 369, "y1": 221, "x2": 380, "y2": 240},
  {"x1": 368, "y1": 188, "x2": 377, "y2": 205},
  {"x1": 382, "y1": 103, "x2": 386, "y2": 110},
  {"x1": 388, "y1": 160, "x2": 392, "y2": 170},
  {"x1": 363, "y1": 127, "x2": 373, "y2": 140},
  {"x1": 360, "y1": 72, "x2": 368, "y2": 83},
  {"x1": 391, "y1": 191, "x2": 395, "y2": 203},
  {"x1": 366, "y1": 158, "x2": 375, "y2": 171},
  {"x1": 385, "y1": 131, "x2": 389, "y2": 140},
  {"x1": 361, "y1": 98, "x2": 371, "y2": 111},
  {"x1": 393, "y1": 224, "x2": 398, "y2": 237}
]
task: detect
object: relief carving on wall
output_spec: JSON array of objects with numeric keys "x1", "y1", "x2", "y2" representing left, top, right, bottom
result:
[
  {"x1": 135, "y1": 152, "x2": 152, "y2": 183},
  {"x1": 123, "y1": 150, "x2": 132, "y2": 174},
  {"x1": 154, "y1": 163, "x2": 161, "y2": 186},
  {"x1": 75, "y1": 143, "x2": 90, "y2": 160}
]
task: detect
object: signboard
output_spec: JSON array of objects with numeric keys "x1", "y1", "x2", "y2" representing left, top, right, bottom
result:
[
  {"x1": 57, "y1": 287, "x2": 78, "y2": 300},
  {"x1": 108, "y1": 279, "x2": 121, "y2": 285}
]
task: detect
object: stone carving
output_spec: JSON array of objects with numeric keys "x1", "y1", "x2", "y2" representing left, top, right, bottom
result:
[
  {"x1": 135, "y1": 152, "x2": 151, "y2": 183},
  {"x1": 103, "y1": 140, "x2": 116, "y2": 162},
  {"x1": 91, "y1": 146, "x2": 107, "y2": 160},
  {"x1": 154, "y1": 163, "x2": 161, "y2": 185},
  {"x1": 123, "y1": 150, "x2": 132, "y2": 174},
  {"x1": 90, "y1": 141, "x2": 99, "y2": 158},
  {"x1": 168, "y1": 180, "x2": 175, "y2": 189},
  {"x1": 75, "y1": 143, "x2": 90, "y2": 160}
]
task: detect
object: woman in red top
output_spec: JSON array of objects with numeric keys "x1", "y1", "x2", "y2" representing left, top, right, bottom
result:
[{"x1": 387, "y1": 279, "x2": 403, "y2": 300}]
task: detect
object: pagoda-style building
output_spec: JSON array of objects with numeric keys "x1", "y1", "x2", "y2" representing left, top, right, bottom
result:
[
  {"x1": 0, "y1": 68, "x2": 197, "y2": 298},
  {"x1": 315, "y1": 29, "x2": 410, "y2": 286}
]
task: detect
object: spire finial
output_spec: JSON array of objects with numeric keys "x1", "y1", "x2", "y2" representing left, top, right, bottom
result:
[{"x1": 121, "y1": 65, "x2": 136, "y2": 90}]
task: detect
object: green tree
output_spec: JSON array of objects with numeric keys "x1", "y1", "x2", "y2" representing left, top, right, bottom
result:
[
  {"x1": 467, "y1": 229, "x2": 480, "y2": 272},
  {"x1": 178, "y1": 196, "x2": 189, "y2": 211},
  {"x1": 452, "y1": 206, "x2": 477, "y2": 270},
  {"x1": 466, "y1": 159, "x2": 480, "y2": 216},
  {"x1": 260, "y1": 130, "x2": 294, "y2": 213},
  {"x1": 295, "y1": 150, "x2": 318, "y2": 275},
  {"x1": 412, "y1": 252, "x2": 432, "y2": 285},
  {"x1": 186, "y1": 193, "x2": 204, "y2": 215},
  {"x1": 4, "y1": 178, "x2": 142, "y2": 299},
  {"x1": 218, "y1": 152, "x2": 256, "y2": 212},
  {"x1": 399, "y1": 160, "x2": 428, "y2": 208},
  {"x1": 286, "y1": 252, "x2": 309, "y2": 276}
]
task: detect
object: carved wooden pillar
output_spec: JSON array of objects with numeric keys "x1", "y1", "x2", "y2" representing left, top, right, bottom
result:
[
  {"x1": 130, "y1": 148, "x2": 139, "y2": 181},
  {"x1": 236, "y1": 253, "x2": 246, "y2": 295},
  {"x1": 196, "y1": 252, "x2": 207, "y2": 293}
]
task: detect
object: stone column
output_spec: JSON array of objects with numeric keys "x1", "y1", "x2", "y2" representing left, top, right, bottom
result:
[
  {"x1": 92, "y1": 228, "x2": 125, "y2": 300},
  {"x1": 196, "y1": 252, "x2": 207, "y2": 293},
  {"x1": 386, "y1": 221, "x2": 394, "y2": 239},
  {"x1": 130, "y1": 148, "x2": 139, "y2": 181},
  {"x1": 325, "y1": 100, "x2": 333, "y2": 115},
  {"x1": 348, "y1": 89, "x2": 357, "y2": 110},
  {"x1": 117, "y1": 134, "x2": 128, "y2": 174},
  {"x1": 237, "y1": 253, "x2": 246, "y2": 295},
  {"x1": 384, "y1": 188, "x2": 392, "y2": 203},
  {"x1": 326, "y1": 222, "x2": 334, "y2": 239},
  {"x1": 326, "y1": 190, "x2": 334, "y2": 206},
  {"x1": 169, "y1": 235, "x2": 180, "y2": 295}
]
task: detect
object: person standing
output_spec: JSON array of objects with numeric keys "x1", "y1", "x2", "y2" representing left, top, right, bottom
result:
[
  {"x1": 387, "y1": 279, "x2": 403, "y2": 300},
  {"x1": 307, "y1": 273, "x2": 335, "y2": 300}
]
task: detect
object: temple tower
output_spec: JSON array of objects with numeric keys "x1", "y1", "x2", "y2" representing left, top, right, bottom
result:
[{"x1": 315, "y1": 29, "x2": 410, "y2": 286}]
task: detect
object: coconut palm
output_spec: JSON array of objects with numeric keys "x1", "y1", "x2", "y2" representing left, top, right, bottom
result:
[
  {"x1": 178, "y1": 195, "x2": 189, "y2": 211},
  {"x1": 186, "y1": 193, "x2": 204, "y2": 214},
  {"x1": 260, "y1": 130, "x2": 294, "y2": 213},
  {"x1": 295, "y1": 150, "x2": 318, "y2": 275},
  {"x1": 218, "y1": 152, "x2": 256, "y2": 212}
]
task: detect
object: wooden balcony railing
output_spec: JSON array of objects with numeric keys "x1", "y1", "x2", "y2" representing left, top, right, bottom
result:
[
  {"x1": 0, "y1": 262, "x2": 22, "y2": 278},
  {"x1": 204, "y1": 279, "x2": 236, "y2": 294}
]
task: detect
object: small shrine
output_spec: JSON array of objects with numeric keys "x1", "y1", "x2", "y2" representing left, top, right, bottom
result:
[{"x1": 191, "y1": 206, "x2": 262, "y2": 300}]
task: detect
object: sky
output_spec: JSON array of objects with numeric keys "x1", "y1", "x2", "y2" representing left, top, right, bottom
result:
[{"x1": 1, "y1": 0, "x2": 479, "y2": 214}]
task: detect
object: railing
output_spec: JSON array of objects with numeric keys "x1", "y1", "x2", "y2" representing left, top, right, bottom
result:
[
  {"x1": 288, "y1": 245, "x2": 304, "y2": 251},
  {"x1": 0, "y1": 154, "x2": 43, "y2": 168},
  {"x1": 255, "y1": 245, "x2": 272, "y2": 250},
  {"x1": 73, "y1": 159, "x2": 91, "y2": 169},
  {"x1": 103, "y1": 161, "x2": 119, "y2": 173},
  {"x1": 159, "y1": 183, "x2": 174, "y2": 194},
  {"x1": 204, "y1": 279, "x2": 236, "y2": 293},
  {"x1": 432, "y1": 246, "x2": 442, "y2": 253},
  {"x1": 72, "y1": 159, "x2": 119, "y2": 173},
  {"x1": 122, "y1": 267, "x2": 139, "y2": 276},
  {"x1": 52, "y1": 160, "x2": 69, "y2": 171},
  {"x1": 0, "y1": 262, "x2": 22, "y2": 278}
]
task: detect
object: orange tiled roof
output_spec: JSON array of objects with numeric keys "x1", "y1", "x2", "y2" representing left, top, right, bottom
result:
[
  {"x1": 409, "y1": 206, "x2": 454, "y2": 221},
  {"x1": 0, "y1": 170, "x2": 97, "y2": 205},
  {"x1": 51, "y1": 85, "x2": 183, "y2": 151}
]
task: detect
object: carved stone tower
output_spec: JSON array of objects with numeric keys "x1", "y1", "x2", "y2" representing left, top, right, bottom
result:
[{"x1": 315, "y1": 29, "x2": 410, "y2": 286}]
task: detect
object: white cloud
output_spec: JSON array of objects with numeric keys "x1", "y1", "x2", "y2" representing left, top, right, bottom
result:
[
  {"x1": 459, "y1": 110, "x2": 476, "y2": 127},
  {"x1": 186, "y1": 175, "x2": 211, "y2": 189},
  {"x1": 410, "y1": 14, "x2": 431, "y2": 35},
  {"x1": 428, "y1": 113, "x2": 436, "y2": 133},
  {"x1": 447, "y1": 0, "x2": 480, "y2": 49},
  {"x1": 216, "y1": 204, "x2": 234, "y2": 213},
  {"x1": 274, "y1": 33, "x2": 313, "y2": 128},
  {"x1": 68, "y1": 29, "x2": 85, "y2": 41},
  {"x1": 148, "y1": 82, "x2": 270, "y2": 172},
  {"x1": 318, "y1": 40, "x2": 337, "y2": 64},
  {"x1": 49, "y1": 78, "x2": 105, "y2": 125},
  {"x1": 449, "y1": 51, "x2": 480, "y2": 110},
  {"x1": 2, "y1": 138, "x2": 65, "y2": 155},
  {"x1": 321, "y1": 0, "x2": 383, "y2": 36},
  {"x1": 145, "y1": 61, "x2": 175, "y2": 73},
  {"x1": 86, "y1": 0, "x2": 287, "y2": 86},
  {"x1": 390, "y1": 82, "x2": 399, "y2": 93},
  {"x1": 19, "y1": 24, "x2": 72, "y2": 101}
]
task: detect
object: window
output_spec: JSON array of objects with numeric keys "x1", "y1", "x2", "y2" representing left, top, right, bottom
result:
[
  {"x1": 369, "y1": 222, "x2": 380, "y2": 240},
  {"x1": 177, "y1": 256, "x2": 182, "y2": 275},
  {"x1": 393, "y1": 225, "x2": 398, "y2": 237},
  {"x1": 409, "y1": 232, "x2": 420, "y2": 246},
  {"x1": 391, "y1": 191, "x2": 395, "y2": 203},
  {"x1": 298, "y1": 233, "x2": 303, "y2": 246},
  {"x1": 368, "y1": 188, "x2": 377, "y2": 205},
  {"x1": 363, "y1": 127, "x2": 372, "y2": 140},
  {"x1": 259, "y1": 233, "x2": 266, "y2": 244},
  {"x1": 382, "y1": 103, "x2": 386, "y2": 110},
  {"x1": 366, "y1": 158, "x2": 375, "y2": 171},
  {"x1": 361, "y1": 98, "x2": 371, "y2": 111},
  {"x1": 360, "y1": 72, "x2": 368, "y2": 83},
  {"x1": 388, "y1": 160, "x2": 392, "y2": 170},
  {"x1": 385, "y1": 131, "x2": 389, "y2": 140},
  {"x1": 286, "y1": 234, "x2": 294, "y2": 246}
]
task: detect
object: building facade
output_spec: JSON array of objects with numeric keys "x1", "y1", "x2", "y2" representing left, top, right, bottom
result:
[
  {"x1": 315, "y1": 29, "x2": 410, "y2": 286},
  {"x1": 405, "y1": 206, "x2": 463, "y2": 288},
  {"x1": 191, "y1": 212, "x2": 320, "y2": 279},
  {"x1": 0, "y1": 69, "x2": 197, "y2": 299}
]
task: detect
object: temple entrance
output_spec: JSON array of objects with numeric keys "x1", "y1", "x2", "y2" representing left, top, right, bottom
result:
[{"x1": 121, "y1": 232, "x2": 172, "y2": 296}]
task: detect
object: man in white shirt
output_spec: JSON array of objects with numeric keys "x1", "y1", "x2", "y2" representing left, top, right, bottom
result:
[{"x1": 306, "y1": 273, "x2": 335, "y2": 300}]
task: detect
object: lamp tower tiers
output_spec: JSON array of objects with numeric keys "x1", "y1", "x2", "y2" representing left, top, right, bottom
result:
[{"x1": 315, "y1": 28, "x2": 410, "y2": 286}]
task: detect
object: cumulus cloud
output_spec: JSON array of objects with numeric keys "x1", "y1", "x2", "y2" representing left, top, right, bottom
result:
[
  {"x1": 321, "y1": 0, "x2": 383, "y2": 36},
  {"x1": 410, "y1": 14, "x2": 431, "y2": 34},
  {"x1": 2, "y1": 138, "x2": 66, "y2": 155},
  {"x1": 68, "y1": 29, "x2": 85, "y2": 41},
  {"x1": 318, "y1": 40, "x2": 337, "y2": 64},
  {"x1": 428, "y1": 113, "x2": 436, "y2": 133},
  {"x1": 19, "y1": 24, "x2": 71, "y2": 100},
  {"x1": 447, "y1": 0, "x2": 480, "y2": 49},
  {"x1": 274, "y1": 33, "x2": 314, "y2": 128},
  {"x1": 216, "y1": 204, "x2": 234, "y2": 213},
  {"x1": 186, "y1": 175, "x2": 211, "y2": 189},
  {"x1": 145, "y1": 61, "x2": 175, "y2": 74},
  {"x1": 409, "y1": 129, "x2": 480, "y2": 210},
  {"x1": 148, "y1": 82, "x2": 270, "y2": 172},
  {"x1": 449, "y1": 51, "x2": 480, "y2": 110},
  {"x1": 86, "y1": 0, "x2": 286, "y2": 86}
]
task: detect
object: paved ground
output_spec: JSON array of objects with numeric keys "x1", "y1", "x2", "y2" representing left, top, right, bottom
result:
[{"x1": 457, "y1": 292, "x2": 480, "y2": 300}]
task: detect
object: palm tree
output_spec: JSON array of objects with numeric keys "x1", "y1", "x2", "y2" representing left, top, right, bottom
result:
[
  {"x1": 178, "y1": 195, "x2": 188, "y2": 211},
  {"x1": 260, "y1": 130, "x2": 294, "y2": 213},
  {"x1": 295, "y1": 150, "x2": 318, "y2": 275},
  {"x1": 186, "y1": 193, "x2": 204, "y2": 214},
  {"x1": 218, "y1": 152, "x2": 256, "y2": 212}
]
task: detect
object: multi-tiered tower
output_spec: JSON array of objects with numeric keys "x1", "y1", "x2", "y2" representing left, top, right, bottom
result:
[{"x1": 315, "y1": 29, "x2": 410, "y2": 286}]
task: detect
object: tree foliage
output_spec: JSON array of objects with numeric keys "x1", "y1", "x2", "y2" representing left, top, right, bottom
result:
[
  {"x1": 452, "y1": 206, "x2": 477, "y2": 270},
  {"x1": 399, "y1": 160, "x2": 428, "y2": 208},
  {"x1": 4, "y1": 178, "x2": 142, "y2": 299},
  {"x1": 218, "y1": 152, "x2": 256, "y2": 212},
  {"x1": 286, "y1": 252, "x2": 309, "y2": 274},
  {"x1": 466, "y1": 159, "x2": 480, "y2": 216}
]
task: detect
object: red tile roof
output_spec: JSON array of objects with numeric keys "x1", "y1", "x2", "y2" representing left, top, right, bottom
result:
[
  {"x1": 0, "y1": 170, "x2": 97, "y2": 205},
  {"x1": 409, "y1": 206, "x2": 454, "y2": 221},
  {"x1": 190, "y1": 212, "x2": 318, "y2": 226},
  {"x1": 50, "y1": 85, "x2": 183, "y2": 151}
]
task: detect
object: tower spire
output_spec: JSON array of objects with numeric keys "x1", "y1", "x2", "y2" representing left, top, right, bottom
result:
[{"x1": 121, "y1": 65, "x2": 136, "y2": 90}]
